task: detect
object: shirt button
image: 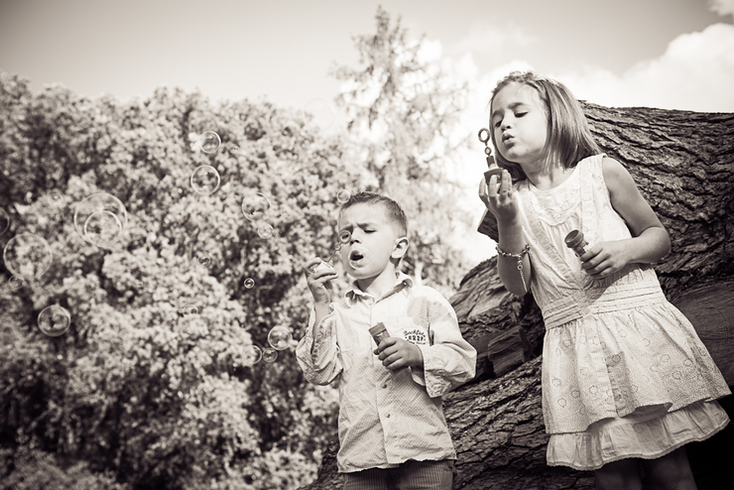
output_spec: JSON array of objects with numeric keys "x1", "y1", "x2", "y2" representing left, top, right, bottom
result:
[{"x1": 386, "y1": 414, "x2": 390, "y2": 418}]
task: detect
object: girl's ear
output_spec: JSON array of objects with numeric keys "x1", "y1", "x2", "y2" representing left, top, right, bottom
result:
[{"x1": 391, "y1": 236, "x2": 410, "y2": 260}]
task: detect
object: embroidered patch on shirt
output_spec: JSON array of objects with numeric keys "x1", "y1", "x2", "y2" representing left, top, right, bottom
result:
[{"x1": 403, "y1": 329, "x2": 428, "y2": 345}]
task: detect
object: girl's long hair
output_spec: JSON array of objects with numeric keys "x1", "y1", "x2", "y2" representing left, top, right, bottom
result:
[{"x1": 489, "y1": 71, "x2": 601, "y2": 181}]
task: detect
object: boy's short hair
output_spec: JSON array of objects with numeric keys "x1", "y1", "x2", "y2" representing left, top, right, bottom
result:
[{"x1": 339, "y1": 191, "x2": 408, "y2": 237}]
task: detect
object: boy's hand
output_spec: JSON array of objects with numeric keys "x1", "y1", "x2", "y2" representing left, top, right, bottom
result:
[
  {"x1": 304, "y1": 257, "x2": 338, "y2": 305},
  {"x1": 375, "y1": 337, "x2": 424, "y2": 370}
]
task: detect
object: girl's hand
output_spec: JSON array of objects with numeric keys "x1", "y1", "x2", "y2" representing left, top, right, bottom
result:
[
  {"x1": 478, "y1": 169, "x2": 518, "y2": 223},
  {"x1": 304, "y1": 257, "x2": 338, "y2": 305},
  {"x1": 580, "y1": 241, "x2": 631, "y2": 279},
  {"x1": 375, "y1": 337, "x2": 424, "y2": 370}
]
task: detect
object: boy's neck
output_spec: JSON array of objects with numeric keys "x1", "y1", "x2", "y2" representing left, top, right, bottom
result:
[{"x1": 356, "y1": 264, "x2": 399, "y2": 299}]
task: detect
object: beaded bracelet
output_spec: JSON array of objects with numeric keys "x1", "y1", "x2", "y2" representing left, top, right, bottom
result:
[{"x1": 496, "y1": 243, "x2": 530, "y2": 294}]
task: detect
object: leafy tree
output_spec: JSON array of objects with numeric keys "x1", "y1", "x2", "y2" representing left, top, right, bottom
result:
[
  {"x1": 331, "y1": 5, "x2": 474, "y2": 295},
  {"x1": 0, "y1": 71, "x2": 355, "y2": 489}
]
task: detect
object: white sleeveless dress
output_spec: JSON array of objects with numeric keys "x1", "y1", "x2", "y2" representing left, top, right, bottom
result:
[{"x1": 514, "y1": 154, "x2": 731, "y2": 470}]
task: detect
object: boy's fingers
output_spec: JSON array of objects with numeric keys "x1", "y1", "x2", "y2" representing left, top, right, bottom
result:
[{"x1": 304, "y1": 257, "x2": 322, "y2": 275}]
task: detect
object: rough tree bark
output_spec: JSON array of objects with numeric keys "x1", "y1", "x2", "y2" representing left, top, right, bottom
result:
[{"x1": 300, "y1": 103, "x2": 734, "y2": 490}]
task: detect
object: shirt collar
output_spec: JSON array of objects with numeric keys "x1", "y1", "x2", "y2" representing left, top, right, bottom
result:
[{"x1": 345, "y1": 271, "x2": 414, "y2": 302}]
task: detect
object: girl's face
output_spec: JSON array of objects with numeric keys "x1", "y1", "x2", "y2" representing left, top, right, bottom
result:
[{"x1": 490, "y1": 82, "x2": 549, "y2": 168}]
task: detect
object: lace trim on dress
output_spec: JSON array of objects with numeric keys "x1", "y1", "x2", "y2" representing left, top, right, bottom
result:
[
  {"x1": 527, "y1": 165, "x2": 582, "y2": 226},
  {"x1": 546, "y1": 401, "x2": 730, "y2": 471}
]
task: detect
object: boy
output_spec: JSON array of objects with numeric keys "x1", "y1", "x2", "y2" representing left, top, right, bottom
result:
[{"x1": 296, "y1": 192, "x2": 476, "y2": 490}]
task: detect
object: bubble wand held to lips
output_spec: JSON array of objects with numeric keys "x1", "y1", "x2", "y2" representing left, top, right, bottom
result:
[
  {"x1": 306, "y1": 229, "x2": 351, "y2": 275},
  {"x1": 477, "y1": 127, "x2": 504, "y2": 237},
  {"x1": 478, "y1": 127, "x2": 503, "y2": 186}
]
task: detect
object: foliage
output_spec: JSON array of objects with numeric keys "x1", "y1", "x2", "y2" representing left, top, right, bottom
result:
[
  {"x1": 331, "y1": 5, "x2": 474, "y2": 295},
  {"x1": 0, "y1": 71, "x2": 348, "y2": 489}
]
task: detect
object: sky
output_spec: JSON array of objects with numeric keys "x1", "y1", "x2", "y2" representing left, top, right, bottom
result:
[{"x1": 1, "y1": 0, "x2": 733, "y2": 262}]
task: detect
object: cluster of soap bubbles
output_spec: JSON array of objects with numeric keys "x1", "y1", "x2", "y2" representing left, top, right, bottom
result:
[
  {"x1": 2, "y1": 191, "x2": 130, "y2": 337},
  {"x1": 190, "y1": 131, "x2": 222, "y2": 196},
  {"x1": 235, "y1": 326, "x2": 294, "y2": 366},
  {"x1": 73, "y1": 192, "x2": 128, "y2": 249},
  {"x1": 241, "y1": 191, "x2": 276, "y2": 239},
  {"x1": 3, "y1": 107, "x2": 345, "y2": 358}
]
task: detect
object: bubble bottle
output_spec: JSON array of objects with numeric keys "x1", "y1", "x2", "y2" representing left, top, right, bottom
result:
[{"x1": 564, "y1": 230, "x2": 590, "y2": 257}]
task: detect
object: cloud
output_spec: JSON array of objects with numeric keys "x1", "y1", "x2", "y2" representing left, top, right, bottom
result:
[
  {"x1": 552, "y1": 23, "x2": 734, "y2": 112},
  {"x1": 454, "y1": 23, "x2": 537, "y2": 55},
  {"x1": 709, "y1": 0, "x2": 734, "y2": 18}
]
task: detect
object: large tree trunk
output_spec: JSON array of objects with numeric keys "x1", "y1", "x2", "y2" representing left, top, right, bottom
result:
[{"x1": 300, "y1": 104, "x2": 734, "y2": 490}]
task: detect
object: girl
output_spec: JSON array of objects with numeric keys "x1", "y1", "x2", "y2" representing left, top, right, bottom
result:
[{"x1": 477, "y1": 71, "x2": 731, "y2": 490}]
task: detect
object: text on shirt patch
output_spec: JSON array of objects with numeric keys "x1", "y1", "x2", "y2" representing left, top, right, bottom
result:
[{"x1": 403, "y1": 329, "x2": 428, "y2": 345}]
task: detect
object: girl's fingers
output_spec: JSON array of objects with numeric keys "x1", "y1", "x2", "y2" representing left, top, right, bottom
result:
[
  {"x1": 487, "y1": 175, "x2": 500, "y2": 198},
  {"x1": 478, "y1": 178, "x2": 489, "y2": 206},
  {"x1": 500, "y1": 170, "x2": 512, "y2": 195}
]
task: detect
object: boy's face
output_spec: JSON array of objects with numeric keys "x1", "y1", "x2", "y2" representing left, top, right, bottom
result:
[{"x1": 337, "y1": 203, "x2": 407, "y2": 281}]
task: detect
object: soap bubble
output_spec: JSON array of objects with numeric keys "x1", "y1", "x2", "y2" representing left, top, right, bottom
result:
[
  {"x1": 338, "y1": 230, "x2": 351, "y2": 244},
  {"x1": 6, "y1": 275, "x2": 25, "y2": 292},
  {"x1": 302, "y1": 98, "x2": 336, "y2": 131},
  {"x1": 0, "y1": 208, "x2": 9, "y2": 236},
  {"x1": 336, "y1": 189, "x2": 351, "y2": 204},
  {"x1": 256, "y1": 222, "x2": 274, "y2": 239},
  {"x1": 191, "y1": 165, "x2": 221, "y2": 195},
  {"x1": 37, "y1": 305, "x2": 71, "y2": 337},
  {"x1": 84, "y1": 210, "x2": 123, "y2": 249},
  {"x1": 197, "y1": 253, "x2": 213, "y2": 268},
  {"x1": 241, "y1": 193, "x2": 271, "y2": 221},
  {"x1": 49, "y1": 190, "x2": 63, "y2": 207},
  {"x1": 180, "y1": 304, "x2": 199, "y2": 317},
  {"x1": 263, "y1": 347, "x2": 278, "y2": 363},
  {"x1": 73, "y1": 193, "x2": 127, "y2": 247},
  {"x1": 200, "y1": 131, "x2": 221, "y2": 154},
  {"x1": 3, "y1": 233, "x2": 53, "y2": 281},
  {"x1": 244, "y1": 345, "x2": 263, "y2": 365},
  {"x1": 268, "y1": 326, "x2": 293, "y2": 350},
  {"x1": 243, "y1": 277, "x2": 255, "y2": 289}
]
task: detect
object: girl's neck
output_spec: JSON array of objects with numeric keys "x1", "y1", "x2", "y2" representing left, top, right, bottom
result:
[{"x1": 526, "y1": 160, "x2": 574, "y2": 190}]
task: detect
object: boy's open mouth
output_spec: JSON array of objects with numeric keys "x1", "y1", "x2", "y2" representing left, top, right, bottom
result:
[{"x1": 349, "y1": 250, "x2": 364, "y2": 262}]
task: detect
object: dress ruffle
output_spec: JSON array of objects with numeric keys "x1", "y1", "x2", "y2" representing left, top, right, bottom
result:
[{"x1": 546, "y1": 401, "x2": 730, "y2": 471}]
